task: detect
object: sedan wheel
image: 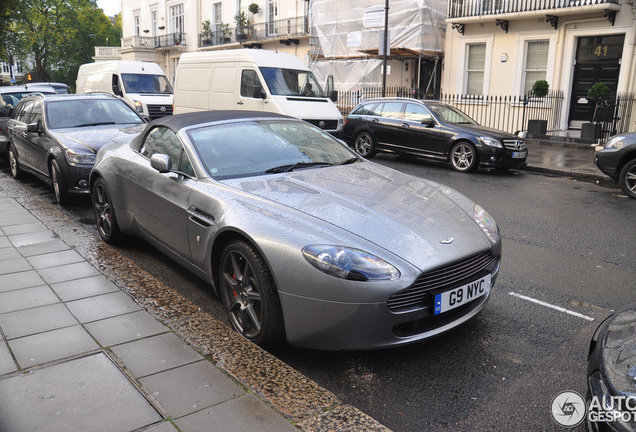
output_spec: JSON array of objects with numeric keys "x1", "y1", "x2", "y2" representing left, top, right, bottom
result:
[
  {"x1": 619, "y1": 159, "x2": 636, "y2": 199},
  {"x1": 450, "y1": 142, "x2": 478, "y2": 172},
  {"x1": 92, "y1": 178, "x2": 123, "y2": 244},
  {"x1": 8, "y1": 145, "x2": 23, "y2": 179},
  {"x1": 50, "y1": 159, "x2": 71, "y2": 205},
  {"x1": 354, "y1": 131, "x2": 377, "y2": 158},
  {"x1": 220, "y1": 240, "x2": 284, "y2": 348}
]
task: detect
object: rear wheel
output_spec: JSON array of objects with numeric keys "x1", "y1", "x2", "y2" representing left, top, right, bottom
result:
[
  {"x1": 8, "y1": 145, "x2": 23, "y2": 179},
  {"x1": 618, "y1": 159, "x2": 636, "y2": 199},
  {"x1": 219, "y1": 240, "x2": 285, "y2": 348},
  {"x1": 92, "y1": 177, "x2": 123, "y2": 244},
  {"x1": 450, "y1": 142, "x2": 478, "y2": 172},
  {"x1": 354, "y1": 131, "x2": 377, "y2": 158},
  {"x1": 50, "y1": 159, "x2": 71, "y2": 205}
]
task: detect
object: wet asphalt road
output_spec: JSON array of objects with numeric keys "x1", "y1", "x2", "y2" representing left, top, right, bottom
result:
[{"x1": 2, "y1": 154, "x2": 635, "y2": 432}]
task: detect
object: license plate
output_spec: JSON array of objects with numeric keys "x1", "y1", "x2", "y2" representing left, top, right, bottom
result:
[
  {"x1": 434, "y1": 274, "x2": 491, "y2": 315},
  {"x1": 512, "y1": 151, "x2": 526, "y2": 159}
]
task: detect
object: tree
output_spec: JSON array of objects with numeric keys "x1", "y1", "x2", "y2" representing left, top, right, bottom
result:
[{"x1": 0, "y1": 0, "x2": 20, "y2": 61}]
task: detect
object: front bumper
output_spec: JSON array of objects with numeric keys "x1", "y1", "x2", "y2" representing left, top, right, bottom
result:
[
  {"x1": 594, "y1": 150, "x2": 622, "y2": 180},
  {"x1": 478, "y1": 146, "x2": 528, "y2": 169},
  {"x1": 59, "y1": 160, "x2": 93, "y2": 195}
]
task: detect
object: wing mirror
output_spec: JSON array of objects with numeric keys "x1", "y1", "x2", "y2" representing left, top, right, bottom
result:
[
  {"x1": 421, "y1": 116, "x2": 436, "y2": 127},
  {"x1": 330, "y1": 90, "x2": 338, "y2": 102},
  {"x1": 27, "y1": 122, "x2": 41, "y2": 133},
  {"x1": 253, "y1": 85, "x2": 266, "y2": 99},
  {"x1": 112, "y1": 84, "x2": 123, "y2": 97},
  {"x1": 150, "y1": 154, "x2": 172, "y2": 173}
]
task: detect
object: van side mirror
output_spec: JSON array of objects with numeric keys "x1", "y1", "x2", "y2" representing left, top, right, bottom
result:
[
  {"x1": 112, "y1": 84, "x2": 123, "y2": 97},
  {"x1": 150, "y1": 154, "x2": 172, "y2": 173},
  {"x1": 329, "y1": 90, "x2": 338, "y2": 102},
  {"x1": 253, "y1": 85, "x2": 266, "y2": 99}
]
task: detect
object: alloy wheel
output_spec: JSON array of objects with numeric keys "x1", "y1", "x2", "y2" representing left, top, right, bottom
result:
[
  {"x1": 451, "y1": 143, "x2": 476, "y2": 172},
  {"x1": 94, "y1": 182, "x2": 114, "y2": 239},
  {"x1": 619, "y1": 159, "x2": 636, "y2": 199},
  {"x1": 354, "y1": 132, "x2": 376, "y2": 158}
]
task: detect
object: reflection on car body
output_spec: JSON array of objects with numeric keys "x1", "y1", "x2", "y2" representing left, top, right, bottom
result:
[
  {"x1": 90, "y1": 111, "x2": 502, "y2": 351},
  {"x1": 595, "y1": 132, "x2": 636, "y2": 199}
]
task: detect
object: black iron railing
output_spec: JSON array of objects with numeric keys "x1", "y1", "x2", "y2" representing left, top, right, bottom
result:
[
  {"x1": 155, "y1": 32, "x2": 186, "y2": 48},
  {"x1": 198, "y1": 16, "x2": 309, "y2": 48},
  {"x1": 448, "y1": 0, "x2": 620, "y2": 19},
  {"x1": 591, "y1": 93, "x2": 635, "y2": 141}
]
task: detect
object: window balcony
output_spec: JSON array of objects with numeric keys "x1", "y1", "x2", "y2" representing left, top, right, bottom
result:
[
  {"x1": 198, "y1": 16, "x2": 309, "y2": 48},
  {"x1": 448, "y1": 0, "x2": 621, "y2": 24},
  {"x1": 122, "y1": 33, "x2": 187, "y2": 50}
]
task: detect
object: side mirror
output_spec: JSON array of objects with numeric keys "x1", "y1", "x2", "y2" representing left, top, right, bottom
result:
[
  {"x1": 330, "y1": 90, "x2": 338, "y2": 102},
  {"x1": 150, "y1": 154, "x2": 172, "y2": 173},
  {"x1": 27, "y1": 122, "x2": 41, "y2": 133},
  {"x1": 112, "y1": 84, "x2": 123, "y2": 97},
  {"x1": 421, "y1": 117, "x2": 435, "y2": 127},
  {"x1": 253, "y1": 85, "x2": 266, "y2": 99}
]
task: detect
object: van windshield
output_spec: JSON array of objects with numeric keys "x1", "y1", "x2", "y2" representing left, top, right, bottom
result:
[
  {"x1": 259, "y1": 67, "x2": 326, "y2": 98},
  {"x1": 121, "y1": 74, "x2": 174, "y2": 94}
]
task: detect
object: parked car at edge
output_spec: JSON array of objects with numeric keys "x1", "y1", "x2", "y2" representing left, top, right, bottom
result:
[
  {"x1": 6, "y1": 93, "x2": 145, "y2": 205},
  {"x1": 587, "y1": 303, "x2": 636, "y2": 431},
  {"x1": 27, "y1": 82, "x2": 72, "y2": 94},
  {"x1": 0, "y1": 85, "x2": 57, "y2": 156},
  {"x1": 343, "y1": 99, "x2": 528, "y2": 172},
  {"x1": 90, "y1": 110, "x2": 502, "y2": 351},
  {"x1": 594, "y1": 132, "x2": 636, "y2": 199}
]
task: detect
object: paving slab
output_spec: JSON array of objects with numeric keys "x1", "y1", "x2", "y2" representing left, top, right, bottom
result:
[
  {"x1": 0, "y1": 222, "x2": 47, "y2": 236},
  {"x1": 0, "y1": 303, "x2": 78, "y2": 340},
  {"x1": 85, "y1": 310, "x2": 169, "y2": 347},
  {"x1": 0, "y1": 236, "x2": 12, "y2": 249},
  {"x1": 0, "y1": 352, "x2": 163, "y2": 432},
  {"x1": 9, "y1": 325, "x2": 100, "y2": 369},
  {"x1": 17, "y1": 240, "x2": 70, "y2": 257},
  {"x1": 0, "y1": 270, "x2": 46, "y2": 293},
  {"x1": 9, "y1": 230, "x2": 60, "y2": 247},
  {"x1": 66, "y1": 291, "x2": 141, "y2": 324},
  {"x1": 26, "y1": 249, "x2": 85, "y2": 270},
  {"x1": 175, "y1": 393, "x2": 299, "y2": 432},
  {"x1": 37, "y1": 261, "x2": 101, "y2": 284},
  {"x1": 0, "y1": 286, "x2": 59, "y2": 314},
  {"x1": 51, "y1": 275, "x2": 119, "y2": 302},
  {"x1": 0, "y1": 256, "x2": 32, "y2": 275},
  {"x1": 145, "y1": 421, "x2": 180, "y2": 432},
  {"x1": 0, "y1": 246, "x2": 21, "y2": 260},
  {"x1": 0, "y1": 342, "x2": 17, "y2": 375},
  {"x1": 111, "y1": 332, "x2": 202, "y2": 379},
  {"x1": 139, "y1": 359, "x2": 244, "y2": 419}
]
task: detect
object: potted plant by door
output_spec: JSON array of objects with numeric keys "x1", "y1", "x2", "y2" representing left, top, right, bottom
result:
[
  {"x1": 220, "y1": 22, "x2": 231, "y2": 43},
  {"x1": 234, "y1": 11, "x2": 248, "y2": 41},
  {"x1": 581, "y1": 82, "x2": 611, "y2": 142},
  {"x1": 527, "y1": 80, "x2": 549, "y2": 136}
]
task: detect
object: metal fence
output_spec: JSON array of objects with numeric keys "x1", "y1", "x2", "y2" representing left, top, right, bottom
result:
[
  {"x1": 336, "y1": 87, "x2": 565, "y2": 135},
  {"x1": 448, "y1": 0, "x2": 620, "y2": 19},
  {"x1": 593, "y1": 93, "x2": 635, "y2": 141}
]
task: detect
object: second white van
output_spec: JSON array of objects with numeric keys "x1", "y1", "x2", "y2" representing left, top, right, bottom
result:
[{"x1": 173, "y1": 49, "x2": 343, "y2": 136}]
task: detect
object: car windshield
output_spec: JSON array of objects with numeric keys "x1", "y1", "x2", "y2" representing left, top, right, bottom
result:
[
  {"x1": 189, "y1": 120, "x2": 356, "y2": 179},
  {"x1": 427, "y1": 103, "x2": 477, "y2": 125},
  {"x1": 259, "y1": 67, "x2": 326, "y2": 97},
  {"x1": 46, "y1": 99, "x2": 144, "y2": 128},
  {"x1": 121, "y1": 73, "x2": 173, "y2": 94}
]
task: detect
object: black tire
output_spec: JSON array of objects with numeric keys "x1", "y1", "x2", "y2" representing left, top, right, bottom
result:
[
  {"x1": 353, "y1": 131, "x2": 377, "y2": 158},
  {"x1": 450, "y1": 142, "x2": 478, "y2": 172},
  {"x1": 618, "y1": 158, "x2": 636, "y2": 199},
  {"x1": 8, "y1": 144, "x2": 24, "y2": 179},
  {"x1": 50, "y1": 159, "x2": 71, "y2": 205},
  {"x1": 219, "y1": 240, "x2": 285, "y2": 348},
  {"x1": 92, "y1": 177, "x2": 123, "y2": 244}
]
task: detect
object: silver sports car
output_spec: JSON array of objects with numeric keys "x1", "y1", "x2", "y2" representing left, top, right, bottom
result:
[{"x1": 90, "y1": 111, "x2": 502, "y2": 351}]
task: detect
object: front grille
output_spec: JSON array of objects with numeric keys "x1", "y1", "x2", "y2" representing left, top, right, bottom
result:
[
  {"x1": 503, "y1": 139, "x2": 526, "y2": 150},
  {"x1": 147, "y1": 104, "x2": 173, "y2": 120},
  {"x1": 387, "y1": 251, "x2": 499, "y2": 312},
  {"x1": 303, "y1": 119, "x2": 338, "y2": 130}
]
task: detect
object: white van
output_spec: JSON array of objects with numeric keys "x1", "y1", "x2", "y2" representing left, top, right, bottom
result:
[
  {"x1": 76, "y1": 61, "x2": 173, "y2": 120},
  {"x1": 173, "y1": 49, "x2": 343, "y2": 136}
]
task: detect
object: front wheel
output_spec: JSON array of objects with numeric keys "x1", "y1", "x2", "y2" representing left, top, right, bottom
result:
[
  {"x1": 219, "y1": 240, "x2": 285, "y2": 348},
  {"x1": 450, "y1": 142, "x2": 478, "y2": 172},
  {"x1": 354, "y1": 131, "x2": 377, "y2": 158},
  {"x1": 50, "y1": 159, "x2": 71, "y2": 205},
  {"x1": 619, "y1": 159, "x2": 636, "y2": 199},
  {"x1": 92, "y1": 177, "x2": 123, "y2": 244},
  {"x1": 8, "y1": 145, "x2": 24, "y2": 179}
]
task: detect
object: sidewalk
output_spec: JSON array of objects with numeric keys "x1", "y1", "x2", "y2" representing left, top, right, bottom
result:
[{"x1": 0, "y1": 183, "x2": 389, "y2": 432}]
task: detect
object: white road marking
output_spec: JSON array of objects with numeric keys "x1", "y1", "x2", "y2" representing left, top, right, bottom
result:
[{"x1": 509, "y1": 292, "x2": 594, "y2": 321}]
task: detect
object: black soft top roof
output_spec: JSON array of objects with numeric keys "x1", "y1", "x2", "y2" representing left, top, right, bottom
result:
[{"x1": 150, "y1": 110, "x2": 294, "y2": 131}]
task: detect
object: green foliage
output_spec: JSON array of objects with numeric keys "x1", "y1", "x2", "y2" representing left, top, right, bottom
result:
[
  {"x1": 248, "y1": 3, "x2": 260, "y2": 14},
  {"x1": 588, "y1": 82, "x2": 611, "y2": 102},
  {"x1": 234, "y1": 10, "x2": 247, "y2": 27},
  {"x1": 531, "y1": 80, "x2": 549, "y2": 98},
  {"x1": 220, "y1": 22, "x2": 231, "y2": 38},
  {"x1": 202, "y1": 19, "x2": 212, "y2": 34}
]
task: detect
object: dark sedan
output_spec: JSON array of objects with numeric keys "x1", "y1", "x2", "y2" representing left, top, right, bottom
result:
[
  {"x1": 6, "y1": 93, "x2": 145, "y2": 205},
  {"x1": 343, "y1": 99, "x2": 527, "y2": 172},
  {"x1": 595, "y1": 133, "x2": 636, "y2": 199}
]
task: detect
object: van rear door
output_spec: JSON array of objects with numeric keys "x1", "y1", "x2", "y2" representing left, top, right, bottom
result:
[{"x1": 235, "y1": 66, "x2": 266, "y2": 111}]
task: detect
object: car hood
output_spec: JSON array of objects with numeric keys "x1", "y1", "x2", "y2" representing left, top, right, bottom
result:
[
  {"x1": 452, "y1": 123, "x2": 519, "y2": 140},
  {"x1": 50, "y1": 124, "x2": 145, "y2": 153},
  {"x1": 601, "y1": 305, "x2": 636, "y2": 396},
  {"x1": 223, "y1": 162, "x2": 492, "y2": 272}
]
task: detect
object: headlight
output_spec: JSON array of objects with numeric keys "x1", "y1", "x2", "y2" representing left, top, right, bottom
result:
[
  {"x1": 479, "y1": 136, "x2": 503, "y2": 148},
  {"x1": 337, "y1": 119, "x2": 344, "y2": 131},
  {"x1": 302, "y1": 245, "x2": 400, "y2": 281},
  {"x1": 65, "y1": 149, "x2": 96, "y2": 165},
  {"x1": 604, "y1": 136, "x2": 626, "y2": 150},
  {"x1": 473, "y1": 204, "x2": 500, "y2": 243},
  {"x1": 134, "y1": 100, "x2": 143, "y2": 113}
]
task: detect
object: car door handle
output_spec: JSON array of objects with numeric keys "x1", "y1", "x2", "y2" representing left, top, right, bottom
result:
[
  {"x1": 401, "y1": 123, "x2": 410, "y2": 128},
  {"x1": 372, "y1": 118, "x2": 379, "y2": 123},
  {"x1": 236, "y1": 101, "x2": 244, "y2": 105}
]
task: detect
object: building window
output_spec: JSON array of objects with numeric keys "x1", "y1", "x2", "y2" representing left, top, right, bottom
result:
[
  {"x1": 523, "y1": 40, "x2": 549, "y2": 95},
  {"x1": 1, "y1": 63, "x2": 9, "y2": 73},
  {"x1": 151, "y1": 11, "x2": 157, "y2": 36},
  {"x1": 213, "y1": 2, "x2": 222, "y2": 30},
  {"x1": 267, "y1": 0, "x2": 278, "y2": 36},
  {"x1": 134, "y1": 15, "x2": 140, "y2": 36},
  {"x1": 170, "y1": 4, "x2": 184, "y2": 35},
  {"x1": 16, "y1": 61, "x2": 22, "y2": 73},
  {"x1": 465, "y1": 43, "x2": 486, "y2": 95}
]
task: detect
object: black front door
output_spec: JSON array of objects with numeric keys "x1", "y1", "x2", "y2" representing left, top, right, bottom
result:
[{"x1": 568, "y1": 35, "x2": 624, "y2": 124}]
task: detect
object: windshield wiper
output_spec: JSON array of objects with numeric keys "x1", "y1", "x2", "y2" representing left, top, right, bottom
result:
[
  {"x1": 75, "y1": 121, "x2": 117, "y2": 128},
  {"x1": 339, "y1": 157, "x2": 359, "y2": 165},
  {"x1": 265, "y1": 161, "x2": 330, "y2": 173}
]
